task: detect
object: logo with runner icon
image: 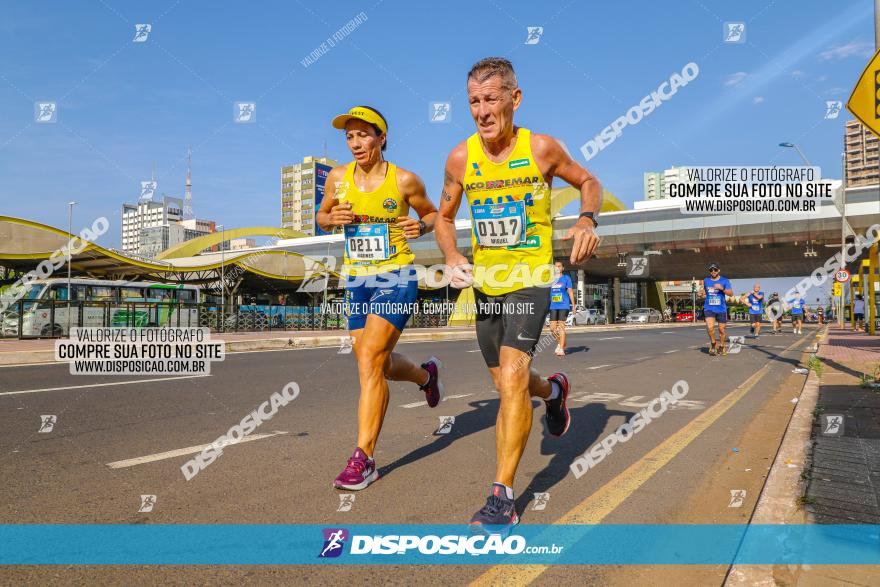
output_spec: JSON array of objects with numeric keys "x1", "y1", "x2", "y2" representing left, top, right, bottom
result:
[
  {"x1": 319, "y1": 528, "x2": 349, "y2": 558},
  {"x1": 337, "y1": 494, "x2": 356, "y2": 512},
  {"x1": 531, "y1": 492, "x2": 550, "y2": 511},
  {"x1": 627, "y1": 256, "x2": 649, "y2": 278},
  {"x1": 821, "y1": 414, "x2": 844, "y2": 436},
  {"x1": 38, "y1": 415, "x2": 57, "y2": 433},
  {"x1": 383, "y1": 198, "x2": 397, "y2": 212}
]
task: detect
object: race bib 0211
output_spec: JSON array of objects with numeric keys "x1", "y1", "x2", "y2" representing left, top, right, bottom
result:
[{"x1": 344, "y1": 223, "x2": 390, "y2": 261}]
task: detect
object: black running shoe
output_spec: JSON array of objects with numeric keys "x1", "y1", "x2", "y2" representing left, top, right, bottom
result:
[
  {"x1": 419, "y1": 357, "x2": 443, "y2": 408},
  {"x1": 469, "y1": 483, "x2": 518, "y2": 532},
  {"x1": 545, "y1": 372, "x2": 571, "y2": 437}
]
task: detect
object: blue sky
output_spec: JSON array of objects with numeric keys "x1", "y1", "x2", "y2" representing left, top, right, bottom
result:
[{"x1": 0, "y1": 0, "x2": 873, "y2": 301}]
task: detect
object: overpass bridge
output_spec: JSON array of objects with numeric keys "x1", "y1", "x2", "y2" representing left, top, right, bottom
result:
[
  {"x1": 2, "y1": 184, "x2": 877, "y2": 312},
  {"x1": 275, "y1": 183, "x2": 878, "y2": 281}
]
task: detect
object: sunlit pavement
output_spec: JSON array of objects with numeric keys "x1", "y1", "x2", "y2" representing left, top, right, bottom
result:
[{"x1": 1, "y1": 324, "x2": 817, "y2": 584}]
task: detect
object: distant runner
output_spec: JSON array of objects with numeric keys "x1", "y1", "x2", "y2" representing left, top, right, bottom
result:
[
  {"x1": 697, "y1": 262, "x2": 733, "y2": 356},
  {"x1": 741, "y1": 284, "x2": 764, "y2": 339},
  {"x1": 548, "y1": 261, "x2": 575, "y2": 356},
  {"x1": 788, "y1": 292, "x2": 805, "y2": 335},
  {"x1": 318, "y1": 105, "x2": 443, "y2": 491},
  {"x1": 434, "y1": 57, "x2": 601, "y2": 530},
  {"x1": 767, "y1": 292, "x2": 783, "y2": 334},
  {"x1": 854, "y1": 294, "x2": 866, "y2": 331}
]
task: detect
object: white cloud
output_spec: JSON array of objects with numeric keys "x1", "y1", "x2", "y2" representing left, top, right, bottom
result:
[
  {"x1": 753, "y1": 96, "x2": 765, "y2": 104},
  {"x1": 790, "y1": 69, "x2": 806, "y2": 79},
  {"x1": 819, "y1": 40, "x2": 873, "y2": 61},
  {"x1": 723, "y1": 72, "x2": 748, "y2": 87}
]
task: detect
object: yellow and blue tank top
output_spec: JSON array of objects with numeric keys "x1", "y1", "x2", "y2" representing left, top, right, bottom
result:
[
  {"x1": 463, "y1": 128, "x2": 553, "y2": 295},
  {"x1": 339, "y1": 161, "x2": 414, "y2": 277}
]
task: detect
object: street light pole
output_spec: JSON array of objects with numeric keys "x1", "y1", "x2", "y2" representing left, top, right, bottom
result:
[
  {"x1": 778, "y1": 142, "x2": 812, "y2": 166},
  {"x1": 218, "y1": 224, "x2": 225, "y2": 329},
  {"x1": 840, "y1": 152, "x2": 847, "y2": 328},
  {"x1": 67, "y1": 201, "x2": 77, "y2": 335}
]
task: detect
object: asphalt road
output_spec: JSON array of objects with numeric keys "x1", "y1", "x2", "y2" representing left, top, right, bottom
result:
[{"x1": 0, "y1": 323, "x2": 817, "y2": 585}]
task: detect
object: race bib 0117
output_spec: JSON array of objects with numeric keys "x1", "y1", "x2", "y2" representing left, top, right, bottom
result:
[{"x1": 471, "y1": 201, "x2": 527, "y2": 247}]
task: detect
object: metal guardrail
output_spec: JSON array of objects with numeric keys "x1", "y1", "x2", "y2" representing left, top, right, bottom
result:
[{"x1": 0, "y1": 300, "x2": 452, "y2": 339}]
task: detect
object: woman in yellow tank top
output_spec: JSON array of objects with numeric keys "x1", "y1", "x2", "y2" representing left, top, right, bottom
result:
[{"x1": 316, "y1": 105, "x2": 443, "y2": 491}]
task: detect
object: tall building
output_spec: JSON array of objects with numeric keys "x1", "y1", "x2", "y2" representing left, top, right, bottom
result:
[
  {"x1": 281, "y1": 156, "x2": 337, "y2": 235},
  {"x1": 643, "y1": 171, "x2": 665, "y2": 200},
  {"x1": 138, "y1": 223, "x2": 211, "y2": 259},
  {"x1": 643, "y1": 166, "x2": 688, "y2": 199},
  {"x1": 845, "y1": 119, "x2": 879, "y2": 187},
  {"x1": 122, "y1": 196, "x2": 184, "y2": 256}
]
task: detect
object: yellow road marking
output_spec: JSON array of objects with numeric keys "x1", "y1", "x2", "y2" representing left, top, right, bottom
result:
[{"x1": 470, "y1": 337, "x2": 805, "y2": 586}]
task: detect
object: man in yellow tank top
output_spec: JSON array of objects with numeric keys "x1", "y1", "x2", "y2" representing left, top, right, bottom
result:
[
  {"x1": 317, "y1": 106, "x2": 442, "y2": 491},
  {"x1": 434, "y1": 58, "x2": 602, "y2": 529}
]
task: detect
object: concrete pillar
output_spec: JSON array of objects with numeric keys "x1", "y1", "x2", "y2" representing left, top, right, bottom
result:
[
  {"x1": 577, "y1": 270, "x2": 586, "y2": 310},
  {"x1": 639, "y1": 282, "x2": 648, "y2": 308},
  {"x1": 612, "y1": 277, "x2": 621, "y2": 319},
  {"x1": 870, "y1": 244, "x2": 878, "y2": 335}
]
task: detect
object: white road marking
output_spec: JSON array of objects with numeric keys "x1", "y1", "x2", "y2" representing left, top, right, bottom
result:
[
  {"x1": 106, "y1": 431, "x2": 288, "y2": 469},
  {"x1": 664, "y1": 349, "x2": 679, "y2": 354},
  {"x1": 400, "y1": 393, "x2": 473, "y2": 408},
  {"x1": 587, "y1": 364, "x2": 612, "y2": 370},
  {"x1": 633, "y1": 356, "x2": 652, "y2": 361},
  {"x1": 688, "y1": 345, "x2": 702, "y2": 349},
  {"x1": 598, "y1": 336, "x2": 623, "y2": 341},
  {"x1": 466, "y1": 350, "x2": 482, "y2": 353},
  {"x1": 0, "y1": 361, "x2": 65, "y2": 368},
  {"x1": 662, "y1": 331, "x2": 675, "y2": 334},
  {"x1": 0, "y1": 374, "x2": 211, "y2": 397}
]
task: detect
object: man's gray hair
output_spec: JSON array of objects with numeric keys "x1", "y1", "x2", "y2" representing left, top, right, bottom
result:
[{"x1": 467, "y1": 57, "x2": 518, "y2": 90}]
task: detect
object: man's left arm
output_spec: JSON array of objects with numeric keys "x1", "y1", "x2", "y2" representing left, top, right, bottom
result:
[
  {"x1": 535, "y1": 134, "x2": 602, "y2": 264},
  {"x1": 567, "y1": 277, "x2": 575, "y2": 308},
  {"x1": 723, "y1": 279, "x2": 734, "y2": 296}
]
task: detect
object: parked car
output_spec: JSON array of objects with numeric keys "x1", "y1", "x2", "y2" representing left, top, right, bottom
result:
[
  {"x1": 614, "y1": 309, "x2": 630, "y2": 323},
  {"x1": 566, "y1": 307, "x2": 607, "y2": 326},
  {"x1": 674, "y1": 311, "x2": 694, "y2": 322},
  {"x1": 1, "y1": 310, "x2": 18, "y2": 336},
  {"x1": 625, "y1": 308, "x2": 663, "y2": 324}
]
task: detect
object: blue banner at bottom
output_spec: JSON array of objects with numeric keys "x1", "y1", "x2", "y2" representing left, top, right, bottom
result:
[{"x1": 2, "y1": 524, "x2": 879, "y2": 565}]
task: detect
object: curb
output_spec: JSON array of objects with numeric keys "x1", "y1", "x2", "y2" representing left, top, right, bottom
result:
[
  {"x1": 724, "y1": 328, "x2": 826, "y2": 586},
  {"x1": 0, "y1": 321, "x2": 700, "y2": 366}
]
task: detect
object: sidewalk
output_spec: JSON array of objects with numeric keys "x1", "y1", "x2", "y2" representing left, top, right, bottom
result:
[
  {"x1": 807, "y1": 326, "x2": 880, "y2": 524},
  {"x1": 0, "y1": 321, "x2": 693, "y2": 365},
  {"x1": 727, "y1": 326, "x2": 880, "y2": 586}
]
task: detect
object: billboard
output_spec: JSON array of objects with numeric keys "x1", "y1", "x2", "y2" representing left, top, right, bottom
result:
[{"x1": 314, "y1": 162, "x2": 332, "y2": 236}]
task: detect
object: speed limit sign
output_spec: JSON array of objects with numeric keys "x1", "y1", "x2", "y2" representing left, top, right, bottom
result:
[{"x1": 835, "y1": 269, "x2": 851, "y2": 283}]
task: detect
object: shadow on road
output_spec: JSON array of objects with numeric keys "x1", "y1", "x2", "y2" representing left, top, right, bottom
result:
[
  {"x1": 378, "y1": 398, "x2": 499, "y2": 479},
  {"x1": 515, "y1": 402, "x2": 632, "y2": 516},
  {"x1": 379, "y1": 397, "x2": 633, "y2": 520},
  {"x1": 562, "y1": 345, "x2": 589, "y2": 355}
]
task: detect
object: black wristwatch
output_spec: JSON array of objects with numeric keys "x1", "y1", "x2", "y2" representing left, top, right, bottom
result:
[
  {"x1": 418, "y1": 220, "x2": 427, "y2": 236},
  {"x1": 579, "y1": 211, "x2": 598, "y2": 227}
]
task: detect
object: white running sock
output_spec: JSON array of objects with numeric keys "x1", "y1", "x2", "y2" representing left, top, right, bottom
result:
[
  {"x1": 492, "y1": 482, "x2": 515, "y2": 500},
  {"x1": 547, "y1": 379, "x2": 561, "y2": 400}
]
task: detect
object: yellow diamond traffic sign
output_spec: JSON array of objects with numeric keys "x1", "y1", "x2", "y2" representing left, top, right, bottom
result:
[{"x1": 847, "y1": 47, "x2": 880, "y2": 137}]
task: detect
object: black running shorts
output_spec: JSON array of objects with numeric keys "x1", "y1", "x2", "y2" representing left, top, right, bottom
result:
[
  {"x1": 548, "y1": 309, "x2": 570, "y2": 322},
  {"x1": 474, "y1": 287, "x2": 551, "y2": 368}
]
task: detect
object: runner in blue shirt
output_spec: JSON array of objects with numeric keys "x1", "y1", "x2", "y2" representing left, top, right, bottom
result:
[
  {"x1": 788, "y1": 292, "x2": 806, "y2": 335},
  {"x1": 548, "y1": 261, "x2": 575, "y2": 356},
  {"x1": 697, "y1": 262, "x2": 733, "y2": 356},
  {"x1": 740, "y1": 284, "x2": 764, "y2": 339}
]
